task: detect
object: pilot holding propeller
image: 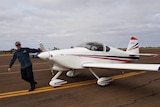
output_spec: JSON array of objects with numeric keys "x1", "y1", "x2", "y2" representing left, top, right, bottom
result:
[{"x1": 8, "y1": 41, "x2": 41, "y2": 91}]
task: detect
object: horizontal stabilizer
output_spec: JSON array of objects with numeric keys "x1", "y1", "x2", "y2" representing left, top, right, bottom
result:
[
  {"x1": 129, "y1": 53, "x2": 159, "y2": 57},
  {"x1": 139, "y1": 53, "x2": 159, "y2": 57}
]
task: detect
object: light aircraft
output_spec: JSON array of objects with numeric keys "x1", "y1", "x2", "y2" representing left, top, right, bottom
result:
[{"x1": 38, "y1": 37, "x2": 160, "y2": 87}]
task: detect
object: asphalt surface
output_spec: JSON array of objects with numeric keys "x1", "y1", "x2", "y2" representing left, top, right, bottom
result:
[{"x1": 0, "y1": 48, "x2": 160, "y2": 107}]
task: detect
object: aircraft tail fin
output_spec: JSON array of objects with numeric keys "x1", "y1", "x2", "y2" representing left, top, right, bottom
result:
[
  {"x1": 39, "y1": 40, "x2": 46, "y2": 52},
  {"x1": 126, "y1": 36, "x2": 139, "y2": 55},
  {"x1": 126, "y1": 37, "x2": 159, "y2": 57}
]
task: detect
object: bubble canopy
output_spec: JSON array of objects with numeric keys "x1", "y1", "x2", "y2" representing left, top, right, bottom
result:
[{"x1": 77, "y1": 42, "x2": 110, "y2": 52}]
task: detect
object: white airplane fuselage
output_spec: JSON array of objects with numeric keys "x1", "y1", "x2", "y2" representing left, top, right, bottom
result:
[
  {"x1": 38, "y1": 38, "x2": 159, "y2": 87},
  {"x1": 39, "y1": 47, "x2": 139, "y2": 71}
]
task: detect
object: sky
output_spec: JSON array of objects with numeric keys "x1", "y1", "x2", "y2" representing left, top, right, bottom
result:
[{"x1": 0, "y1": 0, "x2": 160, "y2": 50}]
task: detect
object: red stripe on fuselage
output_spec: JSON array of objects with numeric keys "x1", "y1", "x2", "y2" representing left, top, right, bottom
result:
[
  {"x1": 70, "y1": 54, "x2": 133, "y2": 63},
  {"x1": 84, "y1": 56, "x2": 132, "y2": 63}
]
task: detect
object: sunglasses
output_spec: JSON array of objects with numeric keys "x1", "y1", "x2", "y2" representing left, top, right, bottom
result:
[{"x1": 16, "y1": 44, "x2": 21, "y2": 46}]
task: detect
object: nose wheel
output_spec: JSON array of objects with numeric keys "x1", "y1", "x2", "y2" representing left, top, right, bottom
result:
[{"x1": 49, "y1": 71, "x2": 67, "y2": 87}]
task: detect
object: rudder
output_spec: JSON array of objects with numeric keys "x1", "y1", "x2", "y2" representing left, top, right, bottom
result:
[{"x1": 126, "y1": 36, "x2": 139, "y2": 55}]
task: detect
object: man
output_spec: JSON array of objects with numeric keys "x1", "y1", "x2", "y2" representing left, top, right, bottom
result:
[{"x1": 8, "y1": 41, "x2": 41, "y2": 91}]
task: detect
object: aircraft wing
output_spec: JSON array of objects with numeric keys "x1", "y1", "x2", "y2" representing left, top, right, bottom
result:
[{"x1": 83, "y1": 63, "x2": 160, "y2": 71}]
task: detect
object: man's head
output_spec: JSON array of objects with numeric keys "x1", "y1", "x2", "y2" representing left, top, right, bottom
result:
[{"x1": 15, "y1": 41, "x2": 21, "y2": 50}]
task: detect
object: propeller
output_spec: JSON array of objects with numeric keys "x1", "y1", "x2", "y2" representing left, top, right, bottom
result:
[{"x1": 38, "y1": 40, "x2": 55, "y2": 75}]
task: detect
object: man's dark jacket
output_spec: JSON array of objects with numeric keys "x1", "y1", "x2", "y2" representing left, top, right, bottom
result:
[{"x1": 9, "y1": 48, "x2": 40, "y2": 69}]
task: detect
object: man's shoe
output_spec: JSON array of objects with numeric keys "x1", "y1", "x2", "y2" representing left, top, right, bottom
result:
[
  {"x1": 34, "y1": 81, "x2": 37, "y2": 85},
  {"x1": 28, "y1": 82, "x2": 37, "y2": 92},
  {"x1": 28, "y1": 86, "x2": 35, "y2": 91}
]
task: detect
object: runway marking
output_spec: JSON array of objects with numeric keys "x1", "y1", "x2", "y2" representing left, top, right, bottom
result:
[
  {"x1": 0, "y1": 68, "x2": 50, "y2": 75},
  {"x1": 0, "y1": 71, "x2": 146, "y2": 99},
  {"x1": 0, "y1": 62, "x2": 47, "y2": 68},
  {"x1": 0, "y1": 54, "x2": 12, "y2": 56}
]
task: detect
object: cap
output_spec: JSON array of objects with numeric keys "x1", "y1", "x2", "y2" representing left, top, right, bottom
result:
[{"x1": 15, "y1": 41, "x2": 21, "y2": 46}]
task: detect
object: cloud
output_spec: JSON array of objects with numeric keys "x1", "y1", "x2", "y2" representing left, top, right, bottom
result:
[{"x1": 0, "y1": 0, "x2": 160, "y2": 50}]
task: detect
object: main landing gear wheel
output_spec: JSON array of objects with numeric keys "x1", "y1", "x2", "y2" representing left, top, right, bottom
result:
[
  {"x1": 89, "y1": 68, "x2": 113, "y2": 86},
  {"x1": 97, "y1": 77, "x2": 113, "y2": 86}
]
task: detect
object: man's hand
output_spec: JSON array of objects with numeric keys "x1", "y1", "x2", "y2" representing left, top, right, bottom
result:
[{"x1": 8, "y1": 68, "x2": 12, "y2": 72}]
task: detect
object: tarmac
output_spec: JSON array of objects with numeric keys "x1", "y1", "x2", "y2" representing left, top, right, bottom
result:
[{"x1": 0, "y1": 48, "x2": 160, "y2": 107}]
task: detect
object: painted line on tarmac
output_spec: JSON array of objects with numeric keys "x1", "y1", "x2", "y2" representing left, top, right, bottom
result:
[
  {"x1": 0, "y1": 71, "x2": 146, "y2": 99},
  {"x1": 0, "y1": 54, "x2": 12, "y2": 56},
  {"x1": 0, "y1": 62, "x2": 48, "y2": 68},
  {"x1": 0, "y1": 68, "x2": 50, "y2": 75}
]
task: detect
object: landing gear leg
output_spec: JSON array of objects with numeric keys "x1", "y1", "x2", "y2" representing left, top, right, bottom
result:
[
  {"x1": 51, "y1": 69, "x2": 54, "y2": 75},
  {"x1": 89, "y1": 68, "x2": 113, "y2": 86}
]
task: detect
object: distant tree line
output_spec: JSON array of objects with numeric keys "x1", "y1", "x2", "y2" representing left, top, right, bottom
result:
[
  {"x1": 0, "y1": 47, "x2": 60, "y2": 54},
  {"x1": 0, "y1": 48, "x2": 16, "y2": 54},
  {"x1": 0, "y1": 46, "x2": 159, "y2": 55}
]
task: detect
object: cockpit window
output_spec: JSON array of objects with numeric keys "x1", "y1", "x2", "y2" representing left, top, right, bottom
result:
[
  {"x1": 77, "y1": 42, "x2": 104, "y2": 51},
  {"x1": 106, "y1": 46, "x2": 110, "y2": 52}
]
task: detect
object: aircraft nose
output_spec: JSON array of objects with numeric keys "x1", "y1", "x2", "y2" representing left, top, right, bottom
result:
[{"x1": 38, "y1": 52, "x2": 50, "y2": 60}]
